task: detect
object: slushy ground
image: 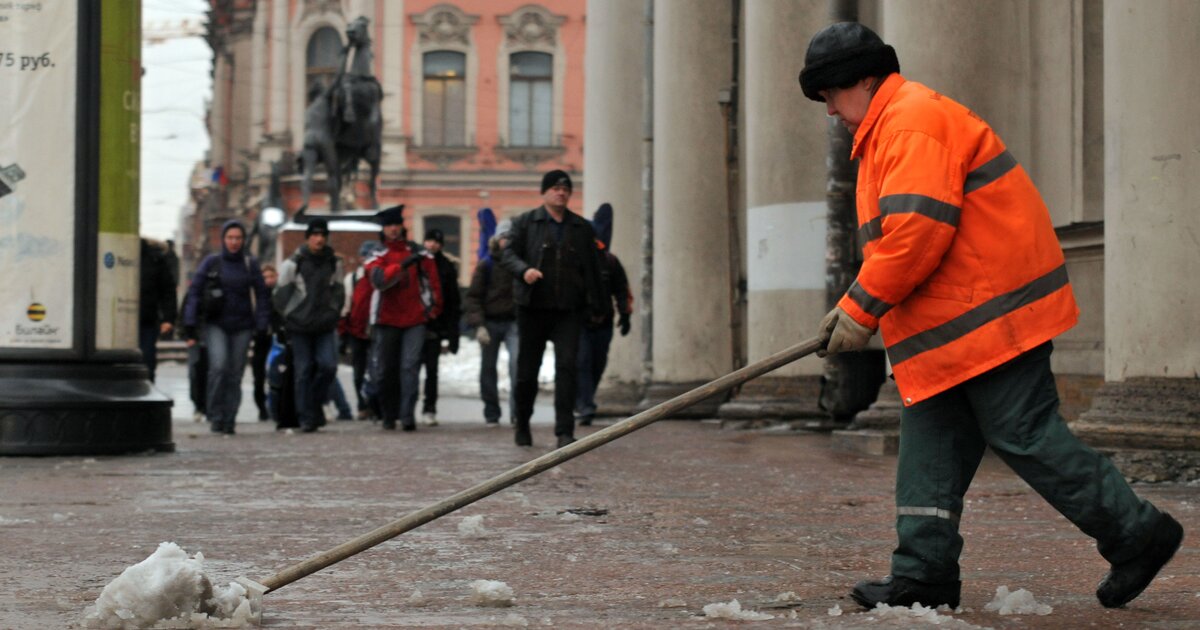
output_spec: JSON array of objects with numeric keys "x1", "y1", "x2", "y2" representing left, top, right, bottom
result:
[{"x1": 1, "y1": 359, "x2": 1197, "y2": 629}]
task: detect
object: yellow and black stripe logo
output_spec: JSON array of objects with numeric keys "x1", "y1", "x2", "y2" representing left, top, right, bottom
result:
[{"x1": 27, "y1": 303, "x2": 46, "y2": 322}]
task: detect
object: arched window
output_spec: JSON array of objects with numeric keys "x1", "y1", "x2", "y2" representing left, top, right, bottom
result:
[
  {"x1": 423, "y1": 51, "x2": 467, "y2": 146},
  {"x1": 508, "y1": 52, "x2": 553, "y2": 147},
  {"x1": 306, "y1": 26, "x2": 343, "y2": 98},
  {"x1": 424, "y1": 214, "x2": 462, "y2": 263}
]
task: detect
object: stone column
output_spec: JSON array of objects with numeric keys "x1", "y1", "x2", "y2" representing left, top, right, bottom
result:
[
  {"x1": 583, "y1": 0, "x2": 646, "y2": 414},
  {"x1": 641, "y1": 0, "x2": 732, "y2": 416},
  {"x1": 716, "y1": 1, "x2": 829, "y2": 425},
  {"x1": 380, "y1": 0, "x2": 407, "y2": 171},
  {"x1": 1072, "y1": 0, "x2": 1200, "y2": 482}
]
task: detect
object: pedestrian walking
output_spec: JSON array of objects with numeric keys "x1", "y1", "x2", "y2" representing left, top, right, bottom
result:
[
  {"x1": 250, "y1": 264, "x2": 278, "y2": 421},
  {"x1": 465, "y1": 216, "x2": 519, "y2": 425},
  {"x1": 138, "y1": 237, "x2": 178, "y2": 383},
  {"x1": 341, "y1": 240, "x2": 383, "y2": 419},
  {"x1": 574, "y1": 203, "x2": 632, "y2": 427},
  {"x1": 499, "y1": 169, "x2": 607, "y2": 448},
  {"x1": 178, "y1": 290, "x2": 207, "y2": 422},
  {"x1": 273, "y1": 218, "x2": 345, "y2": 433},
  {"x1": 799, "y1": 22, "x2": 1182, "y2": 610},
  {"x1": 365, "y1": 205, "x2": 443, "y2": 431},
  {"x1": 418, "y1": 228, "x2": 462, "y2": 426},
  {"x1": 182, "y1": 220, "x2": 270, "y2": 434}
]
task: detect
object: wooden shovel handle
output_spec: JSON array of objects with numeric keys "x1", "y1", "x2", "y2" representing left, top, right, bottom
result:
[{"x1": 257, "y1": 336, "x2": 824, "y2": 592}]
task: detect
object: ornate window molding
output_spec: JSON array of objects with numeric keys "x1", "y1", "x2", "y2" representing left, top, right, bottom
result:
[
  {"x1": 410, "y1": 5, "x2": 479, "y2": 154},
  {"x1": 495, "y1": 5, "x2": 567, "y2": 166},
  {"x1": 289, "y1": 8, "x2": 347, "y2": 151}
]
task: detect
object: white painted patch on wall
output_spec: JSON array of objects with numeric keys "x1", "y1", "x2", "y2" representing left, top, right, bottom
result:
[{"x1": 747, "y1": 201, "x2": 827, "y2": 291}]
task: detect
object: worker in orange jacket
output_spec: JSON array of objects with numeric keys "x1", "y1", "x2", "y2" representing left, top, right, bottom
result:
[{"x1": 800, "y1": 22, "x2": 1181, "y2": 611}]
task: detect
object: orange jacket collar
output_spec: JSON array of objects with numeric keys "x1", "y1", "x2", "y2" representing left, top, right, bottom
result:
[{"x1": 851, "y1": 73, "x2": 906, "y2": 160}]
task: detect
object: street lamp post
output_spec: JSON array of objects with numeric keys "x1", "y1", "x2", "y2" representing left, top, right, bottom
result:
[{"x1": 0, "y1": 2, "x2": 172, "y2": 455}]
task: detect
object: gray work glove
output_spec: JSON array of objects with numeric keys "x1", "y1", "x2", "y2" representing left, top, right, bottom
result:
[
  {"x1": 817, "y1": 306, "x2": 874, "y2": 358},
  {"x1": 476, "y1": 326, "x2": 492, "y2": 346}
]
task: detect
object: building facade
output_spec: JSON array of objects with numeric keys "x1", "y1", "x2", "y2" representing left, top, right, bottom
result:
[{"x1": 190, "y1": 0, "x2": 587, "y2": 286}]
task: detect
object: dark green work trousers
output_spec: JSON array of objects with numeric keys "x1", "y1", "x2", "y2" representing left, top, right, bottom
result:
[{"x1": 892, "y1": 342, "x2": 1162, "y2": 584}]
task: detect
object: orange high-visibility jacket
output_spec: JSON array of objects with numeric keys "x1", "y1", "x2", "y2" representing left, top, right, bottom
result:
[{"x1": 839, "y1": 73, "x2": 1078, "y2": 406}]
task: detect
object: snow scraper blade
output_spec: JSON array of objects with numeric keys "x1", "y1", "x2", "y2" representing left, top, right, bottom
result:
[{"x1": 243, "y1": 336, "x2": 826, "y2": 599}]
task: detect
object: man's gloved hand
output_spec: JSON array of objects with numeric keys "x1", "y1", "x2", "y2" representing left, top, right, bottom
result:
[
  {"x1": 400, "y1": 254, "x2": 421, "y2": 269},
  {"x1": 817, "y1": 306, "x2": 874, "y2": 358},
  {"x1": 476, "y1": 326, "x2": 492, "y2": 346},
  {"x1": 618, "y1": 313, "x2": 631, "y2": 337}
]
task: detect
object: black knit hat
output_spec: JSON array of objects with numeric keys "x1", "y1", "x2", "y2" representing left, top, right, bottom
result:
[
  {"x1": 305, "y1": 218, "x2": 329, "y2": 237},
  {"x1": 424, "y1": 228, "x2": 444, "y2": 244},
  {"x1": 799, "y1": 22, "x2": 899, "y2": 102},
  {"x1": 540, "y1": 169, "x2": 573, "y2": 194},
  {"x1": 373, "y1": 204, "x2": 405, "y2": 226}
]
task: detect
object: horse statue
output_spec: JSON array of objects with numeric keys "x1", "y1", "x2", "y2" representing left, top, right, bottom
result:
[{"x1": 298, "y1": 16, "x2": 383, "y2": 214}]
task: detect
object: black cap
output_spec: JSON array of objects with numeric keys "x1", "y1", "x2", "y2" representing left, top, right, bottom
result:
[
  {"x1": 424, "y1": 228, "x2": 444, "y2": 244},
  {"x1": 305, "y1": 218, "x2": 330, "y2": 237},
  {"x1": 799, "y1": 22, "x2": 899, "y2": 102},
  {"x1": 374, "y1": 205, "x2": 405, "y2": 226},
  {"x1": 540, "y1": 169, "x2": 573, "y2": 194}
]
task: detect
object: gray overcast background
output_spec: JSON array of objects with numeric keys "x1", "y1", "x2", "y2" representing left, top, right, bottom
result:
[{"x1": 141, "y1": 0, "x2": 211, "y2": 241}]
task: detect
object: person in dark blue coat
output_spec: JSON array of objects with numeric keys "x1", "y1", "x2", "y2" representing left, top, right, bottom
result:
[{"x1": 183, "y1": 220, "x2": 271, "y2": 434}]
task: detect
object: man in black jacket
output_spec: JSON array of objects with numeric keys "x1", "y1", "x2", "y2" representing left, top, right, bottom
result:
[
  {"x1": 500, "y1": 169, "x2": 607, "y2": 448},
  {"x1": 273, "y1": 218, "x2": 345, "y2": 432},
  {"x1": 138, "y1": 238, "x2": 178, "y2": 382},
  {"x1": 418, "y1": 228, "x2": 461, "y2": 426}
]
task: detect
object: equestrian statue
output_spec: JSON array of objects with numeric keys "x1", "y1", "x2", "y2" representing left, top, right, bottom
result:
[{"x1": 298, "y1": 16, "x2": 383, "y2": 214}]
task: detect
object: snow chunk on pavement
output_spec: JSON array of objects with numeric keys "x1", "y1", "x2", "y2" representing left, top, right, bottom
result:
[
  {"x1": 984, "y1": 585, "x2": 1052, "y2": 615},
  {"x1": 458, "y1": 515, "x2": 489, "y2": 538},
  {"x1": 83, "y1": 542, "x2": 257, "y2": 628},
  {"x1": 827, "y1": 603, "x2": 842, "y2": 616},
  {"x1": 471, "y1": 580, "x2": 515, "y2": 607},
  {"x1": 702, "y1": 599, "x2": 773, "y2": 621},
  {"x1": 407, "y1": 589, "x2": 427, "y2": 607}
]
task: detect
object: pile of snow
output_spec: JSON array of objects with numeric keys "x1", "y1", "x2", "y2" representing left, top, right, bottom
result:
[
  {"x1": 470, "y1": 580, "x2": 515, "y2": 607},
  {"x1": 984, "y1": 585, "x2": 1052, "y2": 615},
  {"x1": 437, "y1": 342, "x2": 555, "y2": 396},
  {"x1": 406, "y1": 589, "x2": 427, "y2": 607},
  {"x1": 827, "y1": 603, "x2": 843, "y2": 616},
  {"x1": 701, "y1": 599, "x2": 773, "y2": 621},
  {"x1": 83, "y1": 542, "x2": 258, "y2": 629},
  {"x1": 458, "y1": 515, "x2": 489, "y2": 538}
]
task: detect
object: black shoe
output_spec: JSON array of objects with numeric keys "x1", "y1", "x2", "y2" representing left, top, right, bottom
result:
[
  {"x1": 224, "y1": 425, "x2": 236, "y2": 435},
  {"x1": 850, "y1": 575, "x2": 960, "y2": 609},
  {"x1": 1097, "y1": 512, "x2": 1184, "y2": 608},
  {"x1": 485, "y1": 418, "x2": 499, "y2": 425},
  {"x1": 514, "y1": 427, "x2": 532, "y2": 447},
  {"x1": 382, "y1": 420, "x2": 396, "y2": 431},
  {"x1": 401, "y1": 422, "x2": 416, "y2": 432},
  {"x1": 300, "y1": 424, "x2": 317, "y2": 433},
  {"x1": 258, "y1": 410, "x2": 270, "y2": 421},
  {"x1": 556, "y1": 434, "x2": 576, "y2": 448},
  {"x1": 578, "y1": 415, "x2": 593, "y2": 427}
]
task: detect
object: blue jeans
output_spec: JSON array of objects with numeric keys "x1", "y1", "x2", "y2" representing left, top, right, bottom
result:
[
  {"x1": 374, "y1": 324, "x2": 425, "y2": 427},
  {"x1": 291, "y1": 330, "x2": 338, "y2": 429},
  {"x1": 575, "y1": 324, "x2": 614, "y2": 418},
  {"x1": 204, "y1": 325, "x2": 253, "y2": 431},
  {"x1": 480, "y1": 319, "x2": 518, "y2": 423},
  {"x1": 326, "y1": 378, "x2": 352, "y2": 418},
  {"x1": 138, "y1": 324, "x2": 161, "y2": 382}
]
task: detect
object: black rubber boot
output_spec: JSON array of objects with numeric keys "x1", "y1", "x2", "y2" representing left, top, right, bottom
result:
[
  {"x1": 850, "y1": 575, "x2": 960, "y2": 609},
  {"x1": 514, "y1": 421, "x2": 532, "y2": 447},
  {"x1": 1097, "y1": 512, "x2": 1183, "y2": 608},
  {"x1": 556, "y1": 434, "x2": 576, "y2": 448}
]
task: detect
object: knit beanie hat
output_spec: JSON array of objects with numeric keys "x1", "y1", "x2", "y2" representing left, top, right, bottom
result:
[
  {"x1": 540, "y1": 169, "x2": 573, "y2": 194},
  {"x1": 305, "y1": 218, "x2": 330, "y2": 237},
  {"x1": 799, "y1": 22, "x2": 899, "y2": 102}
]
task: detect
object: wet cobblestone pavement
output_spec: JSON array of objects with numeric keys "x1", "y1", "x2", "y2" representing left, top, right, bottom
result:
[{"x1": 1, "y1": 363, "x2": 1197, "y2": 629}]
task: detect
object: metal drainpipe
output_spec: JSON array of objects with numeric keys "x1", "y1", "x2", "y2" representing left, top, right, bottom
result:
[
  {"x1": 639, "y1": 0, "x2": 655, "y2": 387},
  {"x1": 720, "y1": 0, "x2": 746, "y2": 380}
]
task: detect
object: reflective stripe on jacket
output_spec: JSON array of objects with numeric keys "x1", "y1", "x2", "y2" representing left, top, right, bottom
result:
[{"x1": 840, "y1": 73, "x2": 1078, "y2": 405}]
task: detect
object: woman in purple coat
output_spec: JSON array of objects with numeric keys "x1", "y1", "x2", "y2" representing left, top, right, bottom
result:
[{"x1": 183, "y1": 220, "x2": 271, "y2": 434}]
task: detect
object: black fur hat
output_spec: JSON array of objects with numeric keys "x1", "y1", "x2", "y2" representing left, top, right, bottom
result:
[{"x1": 799, "y1": 22, "x2": 899, "y2": 102}]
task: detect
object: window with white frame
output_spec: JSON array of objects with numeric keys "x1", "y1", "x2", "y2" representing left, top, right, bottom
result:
[
  {"x1": 306, "y1": 26, "x2": 342, "y2": 99},
  {"x1": 508, "y1": 51, "x2": 553, "y2": 147},
  {"x1": 423, "y1": 51, "x2": 467, "y2": 146}
]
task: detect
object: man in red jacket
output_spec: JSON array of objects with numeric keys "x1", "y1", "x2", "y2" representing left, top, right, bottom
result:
[
  {"x1": 364, "y1": 205, "x2": 442, "y2": 431},
  {"x1": 801, "y1": 21, "x2": 1180, "y2": 611}
]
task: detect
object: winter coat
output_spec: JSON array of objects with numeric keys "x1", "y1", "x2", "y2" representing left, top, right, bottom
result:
[
  {"x1": 182, "y1": 243, "x2": 270, "y2": 335},
  {"x1": 273, "y1": 244, "x2": 345, "y2": 335},
  {"x1": 428, "y1": 250, "x2": 462, "y2": 340},
  {"x1": 464, "y1": 256, "x2": 516, "y2": 326},
  {"x1": 498, "y1": 206, "x2": 606, "y2": 315},
  {"x1": 139, "y1": 238, "x2": 178, "y2": 328},
  {"x1": 841, "y1": 73, "x2": 1078, "y2": 406},
  {"x1": 341, "y1": 270, "x2": 374, "y2": 340},
  {"x1": 591, "y1": 244, "x2": 632, "y2": 329},
  {"x1": 365, "y1": 239, "x2": 443, "y2": 329}
]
